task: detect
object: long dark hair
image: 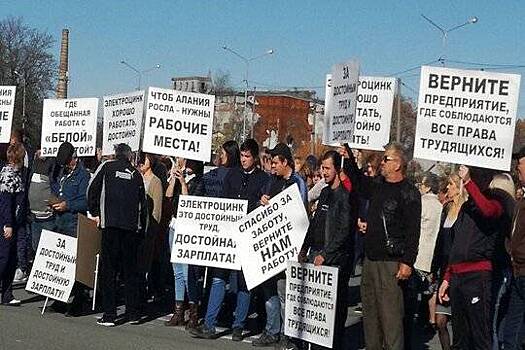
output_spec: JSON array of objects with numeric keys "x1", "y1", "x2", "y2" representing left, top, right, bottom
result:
[{"x1": 222, "y1": 140, "x2": 240, "y2": 168}]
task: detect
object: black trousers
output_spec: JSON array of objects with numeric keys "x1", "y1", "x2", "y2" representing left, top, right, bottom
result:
[
  {"x1": 450, "y1": 270, "x2": 492, "y2": 350},
  {"x1": 100, "y1": 228, "x2": 142, "y2": 318},
  {"x1": 0, "y1": 233, "x2": 17, "y2": 303}
]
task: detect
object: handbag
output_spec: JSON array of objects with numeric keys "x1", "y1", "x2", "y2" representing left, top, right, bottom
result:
[{"x1": 382, "y1": 211, "x2": 405, "y2": 257}]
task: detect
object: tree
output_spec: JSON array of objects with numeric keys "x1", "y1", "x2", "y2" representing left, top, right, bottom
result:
[
  {"x1": 212, "y1": 69, "x2": 234, "y2": 96},
  {"x1": 389, "y1": 95, "x2": 417, "y2": 156},
  {"x1": 0, "y1": 16, "x2": 56, "y2": 147}
]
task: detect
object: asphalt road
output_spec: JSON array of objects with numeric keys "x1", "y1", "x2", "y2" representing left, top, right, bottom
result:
[
  {"x1": 0, "y1": 272, "x2": 443, "y2": 350},
  {"x1": 0, "y1": 287, "x2": 256, "y2": 350}
]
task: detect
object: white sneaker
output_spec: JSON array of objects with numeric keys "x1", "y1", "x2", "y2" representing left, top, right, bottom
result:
[
  {"x1": 2, "y1": 298, "x2": 21, "y2": 306},
  {"x1": 13, "y1": 268, "x2": 27, "y2": 283}
]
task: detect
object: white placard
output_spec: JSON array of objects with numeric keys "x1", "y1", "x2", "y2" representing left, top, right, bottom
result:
[
  {"x1": 142, "y1": 87, "x2": 215, "y2": 162},
  {"x1": 285, "y1": 262, "x2": 339, "y2": 348},
  {"x1": 26, "y1": 230, "x2": 77, "y2": 303},
  {"x1": 171, "y1": 196, "x2": 248, "y2": 270},
  {"x1": 325, "y1": 59, "x2": 360, "y2": 144},
  {"x1": 322, "y1": 74, "x2": 339, "y2": 146},
  {"x1": 102, "y1": 90, "x2": 145, "y2": 155},
  {"x1": 235, "y1": 184, "x2": 309, "y2": 290},
  {"x1": 347, "y1": 76, "x2": 397, "y2": 150},
  {"x1": 41, "y1": 98, "x2": 98, "y2": 157},
  {"x1": 0, "y1": 86, "x2": 16, "y2": 143},
  {"x1": 414, "y1": 66, "x2": 521, "y2": 171}
]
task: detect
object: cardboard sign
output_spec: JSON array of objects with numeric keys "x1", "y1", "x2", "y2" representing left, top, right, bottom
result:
[
  {"x1": 325, "y1": 60, "x2": 360, "y2": 144},
  {"x1": 414, "y1": 66, "x2": 521, "y2": 171},
  {"x1": 171, "y1": 196, "x2": 247, "y2": 270},
  {"x1": 347, "y1": 76, "x2": 397, "y2": 150},
  {"x1": 0, "y1": 86, "x2": 16, "y2": 143},
  {"x1": 41, "y1": 97, "x2": 98, "y2": 157},
  {"x1": 285, "y1": 262, "x2": 339, "y2": 348},
  {"x1": 102, "y1": 91, "x2": 145, "y2": 155},
  {"x1": 235, "y1": 184, "x2": 309, "y2": 290},
  {"x1": 75, "y1": 214, "x2": 101, "y2": 288},
  {"x1": 26, "y1": 230, "x2": 77, "y2": 302},
  {"x1": 142, "y1": 87, "x2": 215, "y2": 162}
]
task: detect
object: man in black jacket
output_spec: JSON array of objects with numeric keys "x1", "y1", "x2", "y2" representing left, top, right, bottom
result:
[
  {"x1": 87, "y1": 143, "x2": 147, "y2": 327},
  {"x1": 349, "y1": 142, "x2": 421, "y2": 350},
  {"x1": 300, "y1": 150, "x2": 356, "y2": 350},
  {"x1": 192, "y1": 138, "x2": 269, "y2": 341}
]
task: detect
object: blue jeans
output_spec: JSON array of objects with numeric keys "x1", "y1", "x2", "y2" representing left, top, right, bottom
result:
[
  {"x1": 31, "y1": 218, "x2": 56, "y2": 252},
  {"x1": 503, "y1": 275, "x2": 525, "y2": 350},
  {"x1": 259, "y1": 277, "x2": 281, "y2": 336},
  {"x1": 204, "y1": 272, "x2": 250, "y2": 331},
  {"x1": 492, "y1": 268, "x2": 512, "y2": 350},
  {"x1": 168, "y1": 226, "x2": 201, "y2": 303}
]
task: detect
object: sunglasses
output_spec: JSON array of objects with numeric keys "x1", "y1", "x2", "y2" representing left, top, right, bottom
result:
[{"x1": 382, "y1": 155, "x2": 396, "y2": 162}]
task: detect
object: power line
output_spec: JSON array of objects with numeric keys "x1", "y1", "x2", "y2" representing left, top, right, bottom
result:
[
  {"x1": 387, "y1": 59, "x2": 441, "y2": 77},
  {"x1": 446, "y1": 59, "x2": 525, "y2": 68}
]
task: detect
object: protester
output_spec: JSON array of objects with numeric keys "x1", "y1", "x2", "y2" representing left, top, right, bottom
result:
[
  {"x1": 53, "y1": 142, "x2": 90, "y2": 237},
  {"x1": 253, "y1": 142, "x2": 307, "y2": 348},
  {"x1": 87, "y1": 143, "x2": 147, "y2": 326},
  {"x1": 0, "y1": 143, "x2": 26, "y2": 305},
  {"x1": 438, "y1": 165, "x2": 505, "y2": 350},
  {"x1": 48, "y1": 142, "x2": 91, "y2": 316},
  {"x1": 299, "y1": 150, "x2": 357, "y2": 350},
  {"x1": 27, "y1": 153, "x2": 56, "y2": 252},
  {"x1": 502, "y1": 147, "x2": 525, "y2": 349},
  {"x1": 10, "y1": 130, "x2": 32, "y2": 283},
  {"x1": 192, "y1": 139, "x2": 269, "y2": 341},
  {"x1": 165, "y1": 158, "x2": 205, "y2": 330},
  {"x1": 203, "y1": 140, "x2": 240, "y2": 198},
  {"x1": 260, "y1": 147, "x2": 272, "y2": 174},
  {"x1": 412, "y1": 173, "x2": 442, "y2": 336},
  {"x1": 488, "y1": 173, "x2": 515, "y2": 349},
  {"x1": 431, "y1": 173, "x2": 467, "y2": 350},
  {"x1": 137, "y1": 152, "x2": 164, "y2": 303},
  {"x1": 349, "y1": 142, "x2": 421, "y2": 350}
]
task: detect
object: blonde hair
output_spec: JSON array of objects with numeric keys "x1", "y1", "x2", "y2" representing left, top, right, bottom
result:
[
  {"x1": 446, "y1": 173, "x2": 468, "y2": 221},
  {"x1": 489, "y1": 173, "x2": 515, "y2": 199}
]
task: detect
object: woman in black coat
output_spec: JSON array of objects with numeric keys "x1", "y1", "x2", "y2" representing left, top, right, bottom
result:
[{"x1": 0, "y1": 143, "x2": 26, "y2": 305}]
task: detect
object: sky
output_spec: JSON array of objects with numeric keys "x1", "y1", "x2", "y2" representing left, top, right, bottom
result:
[{"x1": 3, "y1": 1, "x2": 525, "y2": 114}]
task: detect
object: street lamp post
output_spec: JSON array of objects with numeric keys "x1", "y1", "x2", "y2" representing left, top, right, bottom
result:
[
  {"x1": 120, "y1": 60, "x2": 161, "y2": 90},
  {"x1": 421, "y1": 14, "x2": 478, "y2": 65},
  {"x1": 222, "y1": 46, "x2": 274, "y2": 141}
]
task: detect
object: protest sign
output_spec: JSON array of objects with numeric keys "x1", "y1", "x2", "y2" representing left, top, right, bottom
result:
[
  {"x1": 325, "y1": 59, "x2": 360, "y2": 144},
  {"x1": 0, "y1": 86, "x2": 16, "y2": 143},
  {"x1": 322, "y1": 74, "x2": 338, "y2": 146},
  {"x1": 414, "y1": 66, "x2": 521, "y2": 171},
  {"x1": 75, "y1": 214, "x2": 101, "y2": 288},
  {"x1": 170, "y1": 196, "x2": 247, "y2": 270},
  {"x1": 26, "y1": 230, "x2": 77, "y2": 303},
  {"x1": 347, "y1": 76, "x2": 397, "y2": 150},
  {"x1": 235, "y1": 184, "x2": 309, "y2": 290},
  {"x1": 285, "y1": 262, "x2": 339, "y2": 348},
  {"x1": 102, "y1": 90, "x2": 145, "y2": 155},
  {"x1": 142, "y1": 87, "x2": 215, "y2": 162},
  {"x1": 40, "y1": 97, "x2": 98, "y2": 157}
]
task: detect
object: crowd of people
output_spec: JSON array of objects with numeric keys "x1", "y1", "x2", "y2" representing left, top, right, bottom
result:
[{"x1": 1, "y1": 128, "x2": 525, "y2": 350}]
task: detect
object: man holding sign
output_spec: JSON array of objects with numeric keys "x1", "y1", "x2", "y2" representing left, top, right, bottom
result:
[
  {"x1": 298, "y1": 150, "x2": 357, "y2": 349},
  {"x1": 251, "y1": 143, "x2": 307, "y2": 348}
]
